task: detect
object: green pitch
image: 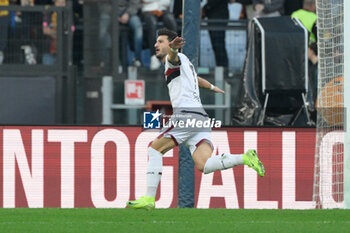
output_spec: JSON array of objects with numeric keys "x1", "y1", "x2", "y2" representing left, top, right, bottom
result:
[{"x1": 0, "y1": 209, "x2": 349, "y2": 233}]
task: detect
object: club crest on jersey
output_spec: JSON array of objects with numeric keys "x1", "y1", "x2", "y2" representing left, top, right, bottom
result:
[{"x1": 143, "y1": 110, "x2": 162, "y2": 129}]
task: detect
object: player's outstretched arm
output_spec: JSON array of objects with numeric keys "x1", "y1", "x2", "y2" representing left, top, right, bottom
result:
[
  {"x1": 197, "y1": 76, "x2": 225, "y2": 94},
  {"x1": 168, "y1": 37, "x2": 185, "y2": 65}
]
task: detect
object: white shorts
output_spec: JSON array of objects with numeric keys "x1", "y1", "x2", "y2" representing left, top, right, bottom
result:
[{"x1": 157, "y1": 112, "x2": 214, "y2": 154}]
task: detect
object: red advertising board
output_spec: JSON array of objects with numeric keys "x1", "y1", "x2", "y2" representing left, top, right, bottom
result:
[{"x1": 0, "y1": 126, "x2": 318, "y2": 208}]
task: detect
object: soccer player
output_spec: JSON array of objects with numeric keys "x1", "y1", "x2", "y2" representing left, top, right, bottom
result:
[{"x1": 127, "y1": 28, "x2": 265, "y2": 210}]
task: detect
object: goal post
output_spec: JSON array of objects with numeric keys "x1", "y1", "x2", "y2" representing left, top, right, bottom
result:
[
  {"x1": 313, "y1": 0, "x2": 344, "y2": 208},
  {"x1": 178, "y1": 0, "x2": 201, "y2": 208},
  {"x1": 344, "y1": 0, "x2": 350, "y2": 209},
  {"x1": 313, "y1": 0, "x2": 346, "y2": 208}
]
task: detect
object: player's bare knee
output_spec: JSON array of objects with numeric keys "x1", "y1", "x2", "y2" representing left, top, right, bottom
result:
[
  {"x1": 150, "y1": 137, "x2": 176, "y2": 155},
  {"x1": 150, "y1": 144, "x2": 172, "y2": 155}
]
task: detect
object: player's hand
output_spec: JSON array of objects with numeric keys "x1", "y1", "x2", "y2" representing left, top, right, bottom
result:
[
  {"x1": 169, "y1": 37, "x2": 186, "y2": 49},
  {"x1": 213, "y1": 86, "x2": 225, "y2": 94}
]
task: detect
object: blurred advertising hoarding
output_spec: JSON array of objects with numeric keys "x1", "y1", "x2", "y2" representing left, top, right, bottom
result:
[{"x1": 0, "y1": 126, "x2": 327, "y2": 209}]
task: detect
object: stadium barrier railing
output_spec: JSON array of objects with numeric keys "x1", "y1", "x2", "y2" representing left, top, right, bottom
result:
[
  {"x1": 101, "y1": 67, "x2": 232, "y2": 125},
  {"x1": 0, "y1": 4, "x2": 75, "y2": 123}
]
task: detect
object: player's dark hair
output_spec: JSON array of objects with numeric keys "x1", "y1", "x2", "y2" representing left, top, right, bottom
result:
[{"x1": 158, "y1": 28, "x2": 178, "y2": 42}]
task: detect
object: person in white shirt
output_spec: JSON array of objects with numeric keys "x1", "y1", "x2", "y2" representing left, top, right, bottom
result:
[{"x1": 127, "y1": 28, "x2": 265, "y2": 210}]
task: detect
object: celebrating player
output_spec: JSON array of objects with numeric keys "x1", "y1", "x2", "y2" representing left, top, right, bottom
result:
[{"x1": 127, "y1": 28, "x2": 265, "y2": 210}]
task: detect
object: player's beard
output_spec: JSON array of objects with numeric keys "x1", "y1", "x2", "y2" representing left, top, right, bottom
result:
[
  {"x1": 156, "y1": 47, "x2": 168, "y2": 60},
  {"x1": 156, "y1": 53, "x2": 164, "y2": 60}
]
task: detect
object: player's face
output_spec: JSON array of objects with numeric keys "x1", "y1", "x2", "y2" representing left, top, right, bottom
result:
[{"x1": 154, "y1": 35, "x2": 170, "y2": 59}]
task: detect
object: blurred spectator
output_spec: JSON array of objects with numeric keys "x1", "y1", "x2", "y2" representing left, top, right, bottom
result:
[
  {"x1": 42, "y1": 0, "x2": 66, "y2": 65},
  {"x1": 72, "y1": 0, "x2": 83, "y2": 67},
  {"x1": 202, "y1": 0, "x2": 228, "y2": 68},
  {"x1": 172, "y1": 0, "x2": 182, "y2": 20},
  {"x1": 291, "y1": 0, "x2": 317, "y2": 45},
  {"x1": 16, "y1": 0, "x2": 50, "y2": 64},
  {"x1": 142, "y1": 0, "x2": 177, "y2": 70},
  {"x1": 284, "y1": 0, "x2": 303, "y2": 16},
  {"x1": 0, "y1": 0, "x2": 10, "y2": 64},
  {"x1": 252, "y1": 0, "x2": 285, "y2": 18},
  {"x1": 231, "y1": 0, "x2": 254, "y2": 20},
  {"x1": 291, "y1": 0, "x2": 317, "y2": 66},
  {"x1": 292, "y1": 0, "x2": 317, "y2": 103},
  {"x1": 98, "y1": 3, "x2": 111, "y2": 69},
  {"x1": 4, "y1": 0, "x2": 55, "y2": 64},
  {"x1": 119, "y1": 0, "x2": 143, "y2": 67},
  {"x1": 99, "y1": 0, "x2": 143, "y2": 69}
]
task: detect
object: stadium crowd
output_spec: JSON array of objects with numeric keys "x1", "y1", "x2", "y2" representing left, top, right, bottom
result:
[{"x1": 0, "y1": 0, "x2": 317, "y2": 70}]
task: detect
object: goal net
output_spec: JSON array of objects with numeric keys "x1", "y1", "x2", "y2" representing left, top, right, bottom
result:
[{"x1": 313, "y1": 0, "x2": 344, "y2": 208}]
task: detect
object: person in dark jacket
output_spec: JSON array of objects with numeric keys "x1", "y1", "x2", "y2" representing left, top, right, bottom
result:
[
  {"x1": 98, "y1": 0, "x2": 143, "y2": 68},
  {"x1": 202, "y1": 0, "x2": 229, "y2": 67},
  {"x1": 284, "y1": 0, "x2": 303, "y2": 15}
]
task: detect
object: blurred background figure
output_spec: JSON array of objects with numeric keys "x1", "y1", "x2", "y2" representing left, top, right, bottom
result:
[
  {"x1": 99, "y1": 0, "x2": 143, "y2": 70},
  {"x1": 202, "y1": 0, "x2": 229, "y2": 68},
  {"x1": 292, "y1": 0, "x2": 317, "y2": 45},
  {"x1": 8, "y1": 0, "x2": 52, "y2": 64},
  {"x1": 292, "y1": 0, "x2": 318, "y2": 104},
  {"x1": 0, "y1": 0, "x2": 10, "y2": 64},
  {"x1": 20, "y1": 0, "x2": 49, "y2": 64},
  {"x1": 172, "y1": 0, "x2": 182, "y2": 20},
  {"x1": 118, "y1": 0, "x2": 143, "y2": 67},
  {"x1": 284, "y1": 0, "x2": 303, "y2": 16},
  {"x1": 98, "y1": 3, "x2": 111, "y2": 70},
  {"x1": 253, "y1": 0, "x2": 285, "y2": 18},
  {"x1": 231, "y1": 0, "x2": 255, "y2": 20},
  {"x1": 142, "y1": 0, "x2": 177, "y2": 70},
  {"x1": 43, "y1": 0, "x2": 67, "y2": 65}
]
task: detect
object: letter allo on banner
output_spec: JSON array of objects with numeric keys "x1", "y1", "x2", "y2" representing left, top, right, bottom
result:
[{"x1": 125, "y1": 80, "x2": 145, "y2": 105}]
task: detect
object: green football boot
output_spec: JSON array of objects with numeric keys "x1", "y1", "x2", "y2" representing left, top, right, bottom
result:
[
  {"x1": 243, "y1": 149, "x2": 265, "y2": 177},
  {"x1": 126, "y1": 196, "x2": 155, "y2": 210}
]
